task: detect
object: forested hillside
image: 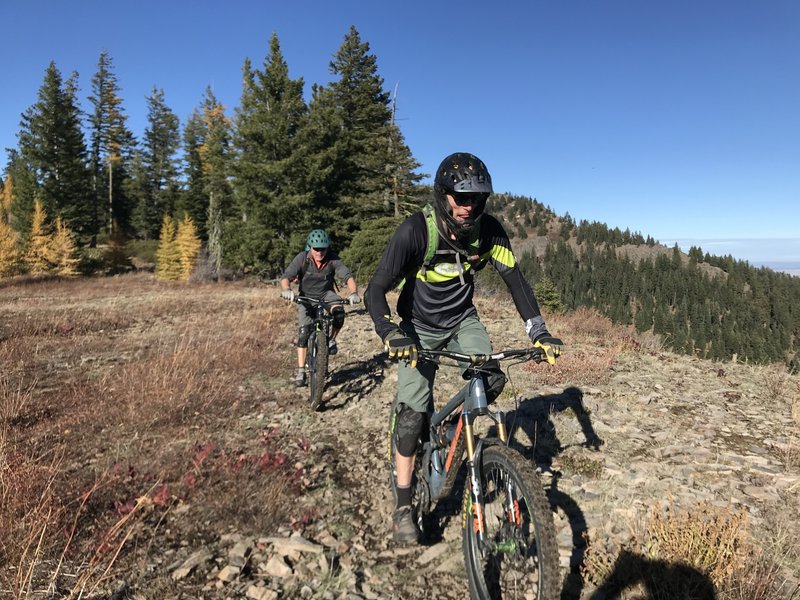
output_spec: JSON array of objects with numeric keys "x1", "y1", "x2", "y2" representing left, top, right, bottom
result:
[{"x1": 484, "y1": 194, "x2": 800, "y2": 371}]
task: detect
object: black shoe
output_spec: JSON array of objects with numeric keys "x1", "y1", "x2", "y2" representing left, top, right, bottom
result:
[
  {"x1": 328, "y1": 340, "x2": 338, "y2": 355},
  {"x1": 392, "y1": 506, "x2": 418, "y2": 544}
]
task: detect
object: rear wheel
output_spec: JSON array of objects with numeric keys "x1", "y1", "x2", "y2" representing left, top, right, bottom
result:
[
  {"x1": 462, "y1": 445, "x2": 559, "y2": 599},
  {"x1": 308, "y1": 329, "x2": 328, "y2": 410}
]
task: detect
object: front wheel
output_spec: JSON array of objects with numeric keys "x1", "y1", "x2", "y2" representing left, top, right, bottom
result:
[
  {"x1": 307, "y1": 329, "x2": 328, "y2": 410},
  {"x1": 463, "y1": 445, "x2": 559, "y2": 600}
]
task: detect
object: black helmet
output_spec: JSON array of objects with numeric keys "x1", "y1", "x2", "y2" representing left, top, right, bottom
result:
[{"x1": 433, "y1": 152, "x2": 493, "y2": 238}]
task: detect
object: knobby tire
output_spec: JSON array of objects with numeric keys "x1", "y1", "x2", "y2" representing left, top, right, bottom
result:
[
  {"x1": 462, "y1": 445, "x2": 559, "y2": 600},
  {"x1": 308, "y1": 330, "x2": 328, "y2": 410}
]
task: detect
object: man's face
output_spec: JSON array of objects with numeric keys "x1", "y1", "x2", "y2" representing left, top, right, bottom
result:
[
  {"x1": 310, "y1": 246, "x2": 328, "y2": 259},
  {"x1": 446, "y1": 193, "x2": 487, "y2": 224}
]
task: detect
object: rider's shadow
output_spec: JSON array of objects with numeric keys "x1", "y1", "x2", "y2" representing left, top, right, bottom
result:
[
  {"x1": 505, "y1": 386, "x2": 603, "y2": 467},
  {"x1": 321, "y1": 353, "x2": 388, "y2": 411},
  {"x1": 586, "y1": 549, "x2": 716, "y2": 599}
]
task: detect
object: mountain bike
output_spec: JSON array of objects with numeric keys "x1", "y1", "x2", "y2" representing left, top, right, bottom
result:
[
  {"x1": 295, "y1": 295, "x2": 353, "y2": 410},
  {"x1": 388, "y1": 347, "x2": 560, "y2": 599}
]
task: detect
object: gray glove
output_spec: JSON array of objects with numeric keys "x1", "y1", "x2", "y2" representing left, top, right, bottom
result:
[
  {"x1": 348, "y1": 292, "x2": 361, "y2": 305},
  {"x1": 280, "y1": 289, "x2": 296, "y2": 302}
]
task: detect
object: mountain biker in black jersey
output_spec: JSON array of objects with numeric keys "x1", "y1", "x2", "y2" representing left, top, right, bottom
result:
[
  {"x1": 364, "y1": 152, "x2": 564, "y2": 544},
  {"x1": 280, "y1": 229, "x2": 360, "y2": 387}
]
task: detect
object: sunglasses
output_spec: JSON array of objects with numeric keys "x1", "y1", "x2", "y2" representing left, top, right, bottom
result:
[
  {"x1": 452, "y1": 193, "x2": 489, "y2": 207},
  {"x1": 311, "y1": 246, "x2": 328, "y2": 252}
]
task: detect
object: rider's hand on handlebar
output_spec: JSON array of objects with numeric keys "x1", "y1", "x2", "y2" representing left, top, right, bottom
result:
[
  {"x1": 384, "y1": 329, "x2": 419, "y2": 369},
  {"x1": 532, "y1": 335, "x2": 564, "y2": 366},
  {"x1": 348, "y1": 292, "x2": 361, "y2": 305},
  {"x1": 280, "y1": 289, "x2": 296, "y2": 303}
]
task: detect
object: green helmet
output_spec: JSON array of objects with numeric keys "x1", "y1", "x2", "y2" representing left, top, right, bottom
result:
[{"x1": 306, "y1": 229, "x2": 331, "y2": 249}]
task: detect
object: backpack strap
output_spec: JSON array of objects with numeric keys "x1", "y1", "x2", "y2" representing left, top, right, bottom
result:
[
  {"x1": 396, "y1": 206, "x2": 483, "y2": 290},
  {"x1": 421, "y1": 204, "x2": 440, "y2": 272}
]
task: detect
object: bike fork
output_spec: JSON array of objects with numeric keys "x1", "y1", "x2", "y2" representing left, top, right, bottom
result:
[{"x1": 464, "y1": 413, "x2": 489, "y2": 548}]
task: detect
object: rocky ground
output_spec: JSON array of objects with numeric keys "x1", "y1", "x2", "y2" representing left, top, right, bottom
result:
[
  {"x1": 3, "y1": 277, "x2": 799, "y2": 599},
  {"x1": 137, "y1": 288, "x2": 800, "y2": 600}
]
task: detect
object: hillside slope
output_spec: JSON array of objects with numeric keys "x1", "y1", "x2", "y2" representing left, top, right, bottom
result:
[{"x1": 1, "y1": 274, "x2": 798, "y2": 599}]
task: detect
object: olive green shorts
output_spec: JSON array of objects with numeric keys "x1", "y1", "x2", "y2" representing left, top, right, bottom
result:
[{"x1": 396, "y1": 315, "x2": 492, "y2": 413}]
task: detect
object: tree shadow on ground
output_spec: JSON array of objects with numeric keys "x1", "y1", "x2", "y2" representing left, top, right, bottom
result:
[
  {"x1": 586, "y1": 549, "x2": 716, "y2": 600},
  {"x1": 321, "y1": 353, "x2": 387, "y2": 411},
  {"x1": 501, "y1": 386, "x2": 604, "y2": 599}
]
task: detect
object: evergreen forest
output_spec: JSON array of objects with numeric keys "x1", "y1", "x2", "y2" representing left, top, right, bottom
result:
[{"x1": 1, "y1": 28, "x2": 798, "y2": 371}]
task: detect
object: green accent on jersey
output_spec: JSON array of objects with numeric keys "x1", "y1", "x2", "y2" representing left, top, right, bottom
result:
[
  {"x1": 490, "y1": 245, "x2": 516, "y2": 269},
  {"x1": 397, "y1": 205, "x2": 482, "y2": 289}
]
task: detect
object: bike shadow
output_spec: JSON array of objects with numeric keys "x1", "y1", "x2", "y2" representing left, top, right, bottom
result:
[
  {"x1": 503, "y1": 386, "x2": 603, "y2": 599},
  {"x1": 320, "y1": 353, "x2": 388, "y2": 411}
]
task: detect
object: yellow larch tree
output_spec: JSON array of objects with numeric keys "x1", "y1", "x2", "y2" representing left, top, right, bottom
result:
[
  {"x1": 175, "y1": 214, "x2": 202, "y2": 281},
  {"x1": 51, "y1": 216, "x2": 80, "y2": 276},
  {"x1": 155, "y1": 214, "x2": 181, "y2": 280},
  {"x1": 0, "y1": 218, "x2": 21, "y2": 277},
  {"x1": 24, "y1": 200, "x2": 56, "y2": 275}
]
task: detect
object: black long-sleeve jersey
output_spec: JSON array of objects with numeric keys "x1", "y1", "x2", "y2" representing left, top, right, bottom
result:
[{"x1": 365, "y1": 211, "x2": 543, "y2": 341}]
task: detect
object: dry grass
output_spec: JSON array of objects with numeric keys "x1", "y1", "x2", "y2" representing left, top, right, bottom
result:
[
  {"x1": 792, "y1": 381, "x2": 800, "y2": 429},
  {"x1": 582, "y1": 499, "x2": 789, "y2": 600},
  {"x1": 761, "y1": 364, "x2": 791, "y2": 403},
  {"x1": 529, "y1": 307, "x2": 651, "y2": 386},
  {"x1": 0, "y1": 274, "x2": 305, "y2": 597}
]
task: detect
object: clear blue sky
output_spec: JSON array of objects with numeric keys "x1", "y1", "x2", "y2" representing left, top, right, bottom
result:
[{"x1": 2, "y1": 1, "x2": 798, "y2": 265}]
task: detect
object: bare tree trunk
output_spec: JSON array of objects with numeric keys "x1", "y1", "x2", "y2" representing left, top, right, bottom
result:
[{"x1": 107, "y1": 159, "x2": 113, "y2": 236}]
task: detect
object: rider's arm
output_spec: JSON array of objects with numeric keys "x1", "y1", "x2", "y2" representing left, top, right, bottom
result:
[
  {"x1": 481, "y1": 215, "x2": 545, "y2": 326},
  {"x1": 365, "y1": 214, "x2": 426, "y2": 340},
  {"x1": 281, "y1": 252, "x2": 306, "y2": 290},
  {"x1": 331, "y1": 257, "x2": 357, "y2": 294},
  {"x1": 345, "y1": 276, "x2": 358, "y2": 295}
]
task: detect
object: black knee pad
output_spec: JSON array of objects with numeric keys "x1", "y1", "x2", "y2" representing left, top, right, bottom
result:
[
  {"x1": 331, "y1": 306, "x2": 345, "y2": 329},
  {"x1": 297, "y1": 325, "x2": 311, "y2": 347},
  {"x1": 394, "y1": 404, "x2": 425, "y2": 457},
  {"x1": 483, "y1": 360, "x2": 507, "y2": 402}
]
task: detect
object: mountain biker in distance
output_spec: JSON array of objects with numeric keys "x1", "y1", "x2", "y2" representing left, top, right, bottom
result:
[
  {"x1": 364, "y1": 152, "x2": 564, "y2": 544},
  {"x1": 280, "y1": 229, "x2": 360, "y2": 387}
]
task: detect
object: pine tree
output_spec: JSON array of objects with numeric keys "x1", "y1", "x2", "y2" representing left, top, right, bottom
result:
[
  {"x1": 155, "y1": 214, "x2": 181, "y2": 280},
  {"x1": 326, "y1": 26, "x2": 418, "y2": 223},
  {"x1": 6, "y1": 150, "x2": 38, "y2": 236},
  {"x1": 199, "y1": 89, "x2": 233, "y2": 277},
  {"x1": 16, "y1": 63, "x2": 92, "y2": 240},
  {"x1": 24, "y1": 200, "x2": 55, "y2": 275},
  {"x1": 0, "y1": 175, "x2": 11, "y2": 219},
  {"x1": 231, "y1": 33, "x2": 308, "y2": 272},
  {"x1": 534, "y1": 275, "x2": 564, "y2": 314},
  {"x1": 133, "y1": 88, "x2": 181, "y2": 239},
  {"x1": 181, "y1": 110, "x2": 208, "y2": 238},
  {"x1": 88, "y1": 51, "x2": 135, "y2": 242},
  {"x1": 51, "y1": 216, "x2": 79, "y2": 276},
  {"x1": 175, "y1": 214, "x2": 202, "y2": 281}
]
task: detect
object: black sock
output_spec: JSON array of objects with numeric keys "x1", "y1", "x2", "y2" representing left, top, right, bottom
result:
[{"x1": 396, "y1": 484, "x2": 412, "y2": 509}]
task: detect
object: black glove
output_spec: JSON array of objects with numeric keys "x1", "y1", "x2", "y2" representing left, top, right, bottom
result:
[
  {"x1": 383, "y1": 329, "x2": 419, "y2": 369},
  {"x1": 533, "y1": 335, "x2": 564, "y2": 366}
]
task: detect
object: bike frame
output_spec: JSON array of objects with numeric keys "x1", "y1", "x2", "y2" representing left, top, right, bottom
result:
[{"x1": 415, "y1": 348, "x2": 543, "y2": 553}]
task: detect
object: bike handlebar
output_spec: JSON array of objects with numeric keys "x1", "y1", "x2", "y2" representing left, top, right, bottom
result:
[
  {"x1": 293, "y1": 295, "x2": 356, "y2": 307},
  {"x1": 417, "y1": 347, "x2": 547, "y2": 365}
]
